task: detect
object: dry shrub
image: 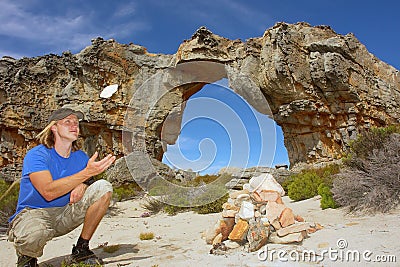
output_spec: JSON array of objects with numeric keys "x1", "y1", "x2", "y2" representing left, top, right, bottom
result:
[
  {"x1": 348, "y1": 125, "x2": 400, "y2": 160},
  {"x1": 332, "y1": 132, "x2": 400, "y2": 213},
  {"x1": 0, "y1": 179, "x2": 19, "y2": 227},
  {"x1": 144, "y1": 173, "x2": 232, "y2": 215}
]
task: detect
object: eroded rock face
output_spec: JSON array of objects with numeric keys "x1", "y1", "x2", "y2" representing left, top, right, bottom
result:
[{"x1": 0, "y1": 22, "x2": 399, "y2": 181}]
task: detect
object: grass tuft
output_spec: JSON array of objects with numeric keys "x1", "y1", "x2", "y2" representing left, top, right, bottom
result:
[{"x1": 140, "y1": 232, "x2": 154, "y2": 240}]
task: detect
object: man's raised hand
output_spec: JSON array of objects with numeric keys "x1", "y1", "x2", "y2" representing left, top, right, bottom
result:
[{"x1": 83, "y1": 151, "x2": 116, "y2": 178}]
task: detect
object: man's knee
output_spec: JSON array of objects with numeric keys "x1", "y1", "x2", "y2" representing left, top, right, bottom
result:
[
  {"x1": 19, "y1": 227, "x2": 49, "y2": 245},
  {"x1": 87, "y1": 179, "x2": 113, "y2": 206},
  {"x1": 98, "y1": 190, "x2": 112, "y2": 204},
  {"x1": 13, "y1": 223, "x2": 53, "y2": 257},
  {"x1": 91, "y1": 179, "x2": 113, "y2": 194}
]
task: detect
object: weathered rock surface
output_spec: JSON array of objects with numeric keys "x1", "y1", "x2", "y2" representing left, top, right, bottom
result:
[{"x1": 1, "y1": 22, "x2": 399, "y2": 182}]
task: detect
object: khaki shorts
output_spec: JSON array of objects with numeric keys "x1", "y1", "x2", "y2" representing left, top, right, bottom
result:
[{"x1": 7, "y1": 180, "x2": 113, "y2": 258}]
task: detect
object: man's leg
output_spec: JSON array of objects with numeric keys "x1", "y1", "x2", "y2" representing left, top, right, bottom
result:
[
  {"x1": 8, "y1": 208, "x2": 58, "y2": 266},
  {"x1": 53, "y1": 180, "x2": 113, "y2": 236},
  {"x1": 54, "y1": 180, "x2": 113, "y2": 264},
  {"x1": 80, "y1": 191, "x2": 112, "y2": 240}
]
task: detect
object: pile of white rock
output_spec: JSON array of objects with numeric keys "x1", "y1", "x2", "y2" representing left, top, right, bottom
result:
[{"x1": 205, "y1": 173, "x2": 322, "y2": 253}]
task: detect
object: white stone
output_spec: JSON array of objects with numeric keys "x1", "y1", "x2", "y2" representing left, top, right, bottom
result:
[
  {"x1": 234, "y1": 213, "x2": 240, "y2": 224},
  {"x1": 234, "y1": 194, "x2": 251, "y2": 206},
  {"x1": 269, "y1": 231, "x2": 306, "y2": 244},
  {"x1": 260, "y1": 217, "x2": 269, "y2": 226},
  {"x1": 276, "y1": 222, "x2": 311, "y2": 237},
  {"x1": 224, "y1": 240, "x2": 241, "y2": 249},
  {"x1": 227, "y1": 198, "x2": 235, "y2": 205},
  {"x1": 205, "y1": 219, "x2": 221, "y2": 244},
  {"x1": 238, "y1": 201, "x2": 255, "y2": 220},
  {"x1": 242, "y1": 183, "x2": 251, "y2": 191},
  {"x1": 212, "y1": 233, "x2": 223, "y2": 245},
  {"x1": 222, "y1": 209, "x2": 237, "y2": 218},
  {"x1": 249, "y1": 173, "x2": 285, "y2": 196},
  {"x1": 259, "y1": 204, "x2": 267, "y2": 215},
  {"x1": 100, "y1": 84, "x2": 118, "y2": 98}
]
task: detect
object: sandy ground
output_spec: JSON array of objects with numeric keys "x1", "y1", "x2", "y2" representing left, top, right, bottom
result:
[{"x1": 1, "y1": 195, "x2": 399, "y2": 267}]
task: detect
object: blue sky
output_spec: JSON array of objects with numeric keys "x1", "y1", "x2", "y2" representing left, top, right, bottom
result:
[
  {"x1": 162, "y1": 79, "x2": 286, "y2": 174},
  {"x1": 1, "y1": 0, "x2": 399, "y2": 174}
]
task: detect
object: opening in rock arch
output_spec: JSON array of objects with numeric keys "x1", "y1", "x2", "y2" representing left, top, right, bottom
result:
[{"x1": 162, "y1": 78, "x2": 289, "y2": 175}]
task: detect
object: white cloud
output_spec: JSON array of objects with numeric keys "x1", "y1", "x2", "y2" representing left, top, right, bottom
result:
[
  {"x1": 0, "y1": 1, "x2": 149, "y2": 57},
  {"x1": 172, "y1": 136, "x2": 198, "y2": 150},
  {"x1": 0, "y1": 2, "x2": 83, "y2": 41},
  {"x1": 163, "y1": 136, "x2": 218, "y2": 172},
  {"x1": 105, "y1": 21, "x2": 151, "y2": 40},
  {"x1": 0, "y1": 49, "x2": 25, "y2": 59},
  {"x1": 113, "y1": 4, "x2": 136, "y2": 18},
  {"x1": 152, "y1": 0, "x2": 273, "y2": 36}
]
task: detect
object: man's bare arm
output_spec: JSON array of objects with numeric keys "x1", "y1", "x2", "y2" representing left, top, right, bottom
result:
[{"x1": 30, "y1": 152, "x2": 115, "y2": 201}]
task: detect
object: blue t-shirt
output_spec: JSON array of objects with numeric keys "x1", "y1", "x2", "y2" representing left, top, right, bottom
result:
[{"x1": 9, "y1": 144, "x2": 89, "y2": 222}]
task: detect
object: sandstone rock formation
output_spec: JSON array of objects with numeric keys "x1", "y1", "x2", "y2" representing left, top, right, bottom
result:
[{"x1": 0, "y1": 22, "x2": 399, "y2": 183}]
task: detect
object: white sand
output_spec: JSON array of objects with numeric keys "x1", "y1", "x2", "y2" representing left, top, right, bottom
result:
[{"x1": 1, "y1": 196, "x2": 399, "y2": 267}]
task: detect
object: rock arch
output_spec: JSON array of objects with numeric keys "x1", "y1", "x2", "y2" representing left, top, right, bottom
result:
[
  {"x1": 173, "y1": 24, "x2": 400, "y2": 166},
  {"x1": 0, "y1": 22, "x2": 399, "y2": 181}
]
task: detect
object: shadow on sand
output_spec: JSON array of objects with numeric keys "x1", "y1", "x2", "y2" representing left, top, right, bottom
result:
[{"x1": 39, "y1": 243, "x2": 152, "y2": 266}]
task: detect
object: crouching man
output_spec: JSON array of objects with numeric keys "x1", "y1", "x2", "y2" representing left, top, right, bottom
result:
[{"x1": 7, "y1": 108, "x2": 116, "y2": 267}]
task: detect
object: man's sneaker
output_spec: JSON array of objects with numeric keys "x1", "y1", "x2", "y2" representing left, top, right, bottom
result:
[
  {"x1": 17, "y1": 255, "x2": 38, "y2": 267},
  {"x1": 71, "y1": 244, "x2": 104, "y2": 265}
]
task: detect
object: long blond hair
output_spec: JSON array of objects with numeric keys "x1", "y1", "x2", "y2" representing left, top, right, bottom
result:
[{"x1": 35, "y1": 121, "x2": 79, "y2": 151}]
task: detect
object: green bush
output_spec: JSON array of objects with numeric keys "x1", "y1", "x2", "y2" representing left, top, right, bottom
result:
[
  {"x1": 193, "y1": 174, "x2": 219, "y2": 185},
  {"x1": 281, "y1": 175, "x2": 295, "y2": 194},
  {"x1": 192, "y1": 193, "x2": 229, "y2": 214},
  {"x1": 318, "y1": 183, "x2": 339, "y2": 209},
  {"x1": 112, "y1": 182, "x2": 141, "y2": 201},
  {"x1": 287, "y1": 164, "x2": 340, "y2": 202},
  {"x1": 287, "y1": 171, "x2": 323, "y2": 201},
  {"x1": 347, "y1": 125, "x2": 400, "y2": 161},
  {"x1": 147, "y1": 177, "x2": 175, "y2": 196},
  {"x1": 163, "y1": 204, "x2": 188, "y2": 215}
]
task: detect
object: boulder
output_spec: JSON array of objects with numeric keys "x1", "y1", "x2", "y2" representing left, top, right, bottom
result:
[
  {"x1": 247, "y1": 217, "x2": 269, "y2": 252},
  {"x1": 228, "y1": 219, "x2": 249, "y2": 242},
  {"x1": 265, "y1": 201, "x2": 286, "y2": 222},
  {"x1": 276, "y1": 222, "x2": 311, "y2": 237},
  {"x1": 205, "y1": 219, "x2": 222, "y2": 244},
  {"x1": 220, "y1": 218, "x2": 235, "y2": 241},
  {"x1": 249, "y1": 173, "x2": 285, "y2": 196},
  {"x1": 279, "y1": 207, "x2": 295, "y2": 228},
  {"x1": 238, "y1": 201, "x2": 255, "y2": 220},
  {"x1": 252, "y1": 190, "x2": 282, "y2": 203},
  {"x1": 229, "y1": 189, "x2": 250, "y2": 199},
  {"x1": 222, "y1": 209, "x2": 238, "y2": 218},
  {"x1": 1, "y1": 23, "x2": 400, "y2": 182},
  {"x1": 269, "y1": 231, "x2": 307, "y2": 244}
]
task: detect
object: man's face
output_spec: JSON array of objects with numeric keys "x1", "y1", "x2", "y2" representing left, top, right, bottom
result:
[{"x1": 54, "y1": 114, "x2": 80, "y2": 142}]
